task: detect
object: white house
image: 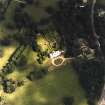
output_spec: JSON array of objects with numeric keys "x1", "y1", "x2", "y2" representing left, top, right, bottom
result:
[{"x1": 49, "y1": 51, "x2": 64, "y2": 59}]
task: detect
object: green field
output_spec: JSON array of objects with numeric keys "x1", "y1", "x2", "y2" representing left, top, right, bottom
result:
[
  {"x1": 0, "y1": 46, "x2": 89, "y2": 105},
  {"x1": 0, "y1": 0, "x2": 89, "y2": 105},
  {"x1": 6, "y1": 63, "x2": 88, "y2": 105}
]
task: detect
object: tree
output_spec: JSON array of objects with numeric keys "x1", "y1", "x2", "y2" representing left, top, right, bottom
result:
[
  {"x1": 3, "y1": 80, "x2": 16, "y2": 93},
  {"x1": 27, "y1": 69, "x2": 48, "y2": 81},
  {"x1": 2, "y1": 79, "x2": 24, "y2": 93}
]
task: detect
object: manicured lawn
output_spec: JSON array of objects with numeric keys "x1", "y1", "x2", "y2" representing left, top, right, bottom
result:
[{"x1": 4, "y1": 55, "x2": 88, "y2": 105}]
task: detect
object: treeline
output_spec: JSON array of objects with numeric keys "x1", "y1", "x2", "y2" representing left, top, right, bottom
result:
[
  {"x1": 72, "y1": 58, "x2": 105, "y2": 105},
  {"x1": 0, "y1": 44, "x2": 26, "y2": 93},
  {"x1": 45, "y1": 0, "x2": 92, "y2": 57},
  {"x1": 94, "y1": 3, "x2": 105, "y2": 57},
  {"x1": 1, "y1": 44, "x2": 26, "y2": 75}
]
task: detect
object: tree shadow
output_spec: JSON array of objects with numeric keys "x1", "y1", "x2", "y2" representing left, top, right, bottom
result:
[
  {"x1": 43, "y1": 0, "x2": 105, "y2": 104},
  {"x1": 72, "y1": 58, "x2": 105, "y2": 105}
]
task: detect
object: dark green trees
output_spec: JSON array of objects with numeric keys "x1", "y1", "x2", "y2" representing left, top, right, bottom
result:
[
  {"x1": 27, "y1": 69, "x2": 48, "y2": 81},
  {"x1": 72, "y1": 58, "x2": 105, "y2": 104},
  {"x1": 2, "y1": 79, "x2": 24, "y2": 93}
]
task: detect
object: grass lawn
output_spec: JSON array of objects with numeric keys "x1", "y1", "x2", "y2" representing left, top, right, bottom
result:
[
  {"x1": 3, "y1": 47, "x2": 88, "y2": 105},
  {"x1": 5, "y1": 64, "x2": 88, "y2": 105},
  {"x1": 0, "y1": 38, "x2": 88, "y2": 105}
]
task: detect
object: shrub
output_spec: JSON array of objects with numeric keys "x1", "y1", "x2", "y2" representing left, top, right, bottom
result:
[{"x1": 27, "y1": 69, "x2": 48, "y2": 81}]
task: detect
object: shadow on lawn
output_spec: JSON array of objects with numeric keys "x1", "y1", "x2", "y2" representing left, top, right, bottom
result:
[{"x1": 15, "y1": 68, "x2": 86, "y2": 105}]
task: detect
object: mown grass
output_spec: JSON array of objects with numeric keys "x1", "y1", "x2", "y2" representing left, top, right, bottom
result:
[
  {"x1": 5, "y1": 65, "x2": 88, "y2": 105},
  {"x1": 0, "y1": 45, "x2": 88, "y2": 105}
]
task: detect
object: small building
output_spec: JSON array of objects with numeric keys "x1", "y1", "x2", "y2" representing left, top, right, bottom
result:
[{"x1": 49, "y1": 50, "x2": 64, "y2": 59}]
